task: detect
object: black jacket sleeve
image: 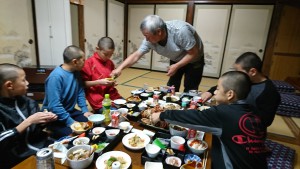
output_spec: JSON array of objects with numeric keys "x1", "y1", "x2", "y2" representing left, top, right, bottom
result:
[
  {"x1": 160, "y1": 107, "x2": 223, "y2": 136},
  {"x1": 207, "y1": 85, "x2": 217, "y2": 95}
]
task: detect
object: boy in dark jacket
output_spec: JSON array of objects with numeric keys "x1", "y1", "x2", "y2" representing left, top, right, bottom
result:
[
  {"x1": 201, "y1": 52, "x2": 280, "y2": 128},
  {"x1": 0, "y1": 63, "x2": 57, "y2": 169},
  {"x1": 152, "y1": 71, "x2": 269, "y2": 169}
]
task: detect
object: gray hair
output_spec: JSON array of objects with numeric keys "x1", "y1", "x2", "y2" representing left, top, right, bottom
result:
[{"x1": 140, "y1": 15, "x2": 166, "y2": 35}]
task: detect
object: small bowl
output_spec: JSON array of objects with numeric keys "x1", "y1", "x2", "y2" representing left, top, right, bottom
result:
[
  {"x1": 92, "y1": 127, "x2": 106, "y2": 135},
  {"x1": 131, "y1": 89, "x2": 143, "y2": 95},
  {"x1": 138, "y1": 103, "x2": 147, "y2": 111},
  {"x1": 193, "y1": 96, "x2": 202, "y2": 102},
  {"x1": 175, "y1": 92, "x2": 182, "y2": 97},
  {"x1": 113, "y1": 99, "x2": 126, "y2": 108},
  {"x1": 169, "y1": 124, "x2": 188, "y2": 137},
  {"x1": 184, "y1": 154, "x2": 201, "y2": 164},
  {"x1": 170, "y1": 136, "x2": 185, "y2": 150},
  {"x1": 180, "y1": 161, "x2": 203, "y2": 169},
  {"x1": 126, "y1": 103, "x2": 135, "y2": 109},
  {"x1": 182, "y1": 97, "x2": 191, "y2": 104},
  {"x1": 70, "y1": 122, "x2": 93, "y2": 135},
  {"x1": 163, "y1": 96, "x2": 180, "y2": 102},
  {"x1": 165, "y1": 156, "x2": 182, "y2": 167},
  {"x1": 66, "y1": 145, "x2": 94, "y2": 169},
  {"x1": 88, "y1": 114, "x2": 105, "y2": 125},
  {"x1": 119, "y1": 121, "x2": 130, "y2": 130},
  {"x1": 140, "y1": 93, "x2": 151, "y2": 100},
  {"x1": 105, "y1": 129, "x2": 120, "y2": 140},
  {"x1": 145, "y1": 144, "x2": 161, "y2": 158},
  {"x1": 118, "y1": 108, "x2": 129, "y2": 114},
  {"x1": 73, "y1": 137, "x2": 90, "y2": 146},
  {"x1": 187, "y1": 139, "x2": 208, "y2": 154},
  {"x1": 189, "y1": 90, "x2": 198, "y2": 96},
  {"x1": 159, "y1": 85, "x2": 169, "y2": 93},
  {"x1": 153, "y1": 91, "x2": 161, "y2": 95},
  {"x1": 140, "y1": 93, "x2": 150, "y2": 97}
]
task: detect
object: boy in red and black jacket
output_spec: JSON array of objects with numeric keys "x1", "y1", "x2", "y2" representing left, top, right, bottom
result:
[{"x1": 152, "y1": 71, "x2": 269, "y2": 169}]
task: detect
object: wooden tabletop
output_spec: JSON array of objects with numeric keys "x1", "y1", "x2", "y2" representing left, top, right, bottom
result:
[{"x1": 12, "y1": 121, "x2": 212, "y2": 169}]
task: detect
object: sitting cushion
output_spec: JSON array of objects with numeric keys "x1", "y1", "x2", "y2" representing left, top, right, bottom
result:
[
  {"x1": 265, "y1": 139, "x2": 295, "y2": 169},
  {"x1": 272, "y1": 80, "x2": 295, "y2": 93}
]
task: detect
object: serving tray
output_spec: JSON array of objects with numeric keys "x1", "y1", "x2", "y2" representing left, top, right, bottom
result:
[
  {"x1": 138, "y1": 120, "x2": 169, "y2": 133},
  {"x1": 67, "y1": 126, "x2": 124, "y2": 159}
]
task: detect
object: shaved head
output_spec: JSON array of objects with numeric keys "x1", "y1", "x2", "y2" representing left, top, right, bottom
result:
[{"x1": 0, "y1": 63, "x2": 23, "y2": 86}]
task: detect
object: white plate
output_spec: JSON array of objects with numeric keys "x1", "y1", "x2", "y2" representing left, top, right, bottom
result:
[
  {"x1": 122, "y1": 132, "x2": 150, "y2": 150},
  {"x1": 95, "y1": 151, "x2": 131, "y2": 169},
  {"x1": 142, "y1": 99, "x2": 165, "y2": 107},
  {"x1": 131, "y1": 89, "x2": 143, "y2": 95},
  {"x1": 92, "y1": 127, "x2": 106, "y2": 135},
  {"x1": 108, "y1": 123, "x2": 133, "y2": 133},
  {"x1": 162, "y1": 103, "x2": 181, "y2": 110},
  {"x1": 145, "y1": 162, "x2": 163, "y2": 169},
  {"x1": 113, "y1": 99, "x2": 127, "y2": 105}
]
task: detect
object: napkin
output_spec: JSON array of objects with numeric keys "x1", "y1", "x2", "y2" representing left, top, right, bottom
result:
[
  {"x1": 48, "y1": 136, "x2": 78, "y2": 164},
  {"x1": 52, "y1": 142, "x2": 68, "y2": 164}
]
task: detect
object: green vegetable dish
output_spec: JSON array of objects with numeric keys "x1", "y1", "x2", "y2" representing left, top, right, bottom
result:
[{"x1": 104, "y1": 156, "x2": 127, "y2": 169}]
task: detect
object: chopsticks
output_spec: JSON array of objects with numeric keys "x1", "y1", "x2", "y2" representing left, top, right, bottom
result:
[
  {"x1": 121, "y1": 114, "x2": 130, "y2": 121},
  {"x1": 203, "y1": 151, "x2": 208, "y2": 169}
]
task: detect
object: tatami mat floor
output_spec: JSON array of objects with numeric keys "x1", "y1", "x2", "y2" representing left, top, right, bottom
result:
[{"x1": 115, "y1": 68, "x2": 300, "y2": 169}]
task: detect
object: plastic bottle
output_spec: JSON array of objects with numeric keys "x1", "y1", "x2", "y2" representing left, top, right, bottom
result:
[
  {"x1": 170, "y1": 85, "x2": 175, "y2": 96},
  {"x1": 181, "y1": 102, "x2": 187, "y2": 110},
  {"x1": 153, "y1": 94, "x2": 159, "y2": 105},
  {"x1": 102, "y1": 94, "x2": 111, "y2": 122},
  {"x1": 166, "y1": 87, "x2": 172, "y2": 97},
  {"x1": 111, "y1": 112, "x2": 119, "y2": 128}
]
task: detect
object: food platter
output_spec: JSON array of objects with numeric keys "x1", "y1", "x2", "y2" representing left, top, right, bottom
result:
[
  {"x1": 122, "y1": 132, "x2": 150, "y2": 150},
  {"x1": 138, "y1": 119, "x2": 169, "y2": 133},
  {"x1": 162, "y1": 103, "x2": 181, "y2": 110},
  {"x1": 95, "y1": 151, "x2": 131, "y2": 169}
]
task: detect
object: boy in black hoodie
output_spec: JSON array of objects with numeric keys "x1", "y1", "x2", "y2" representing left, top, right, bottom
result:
[
  {"x1": 152, "y1": 71, "x2": 269, "y2": 169},
  {"x1": 0, "y1": 63, "x2": 57, "y2": 168}
]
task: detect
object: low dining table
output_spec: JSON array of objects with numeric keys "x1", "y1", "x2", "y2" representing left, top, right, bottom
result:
[{"x1": 12, "y1": 121, "x2": 212, "y2": 169}]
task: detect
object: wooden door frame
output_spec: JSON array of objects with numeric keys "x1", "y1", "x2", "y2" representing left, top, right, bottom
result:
[{"x1": 70, "y1": 2, "x2": 85, "y2": 51}]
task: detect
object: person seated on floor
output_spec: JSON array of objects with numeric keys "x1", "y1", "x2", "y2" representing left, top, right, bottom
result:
[
  {"x1": 42, "y1": 45, "x2": 93, "y2": 139},
  {"x1": 81, "y1": 37, "x2": 122, "y2": 113},
  {"x1": 201, "y1": 52, "x2": 281, "y2": 128},
  {"x1": 0, "y1": 63, "x2": 57, "y2": 169},
  {"x1": 152, "y1": 71, "x2": 270, "y2": 169}
]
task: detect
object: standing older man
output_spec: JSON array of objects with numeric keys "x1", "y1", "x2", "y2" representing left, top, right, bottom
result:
[{"x1": 111, "y1": 15, "x2": 204, "y2": 92}]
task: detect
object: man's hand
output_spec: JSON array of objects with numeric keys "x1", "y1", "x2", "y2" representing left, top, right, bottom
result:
[
  {"x1": 97, "y1": 79, "x2": 115, "y2": 86},
  {"x1": 110, "y1": 69, "x2": 122, "y2": 79},
  {"x1": 201, "y1": 92, "x2": 213, "y2": 103},
  {"x1": 167, "y1": 64, "x2": 179, "y2": 76},
  {"x1": 84, "y1": 112, "x2": 94, "y2": 117}
]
